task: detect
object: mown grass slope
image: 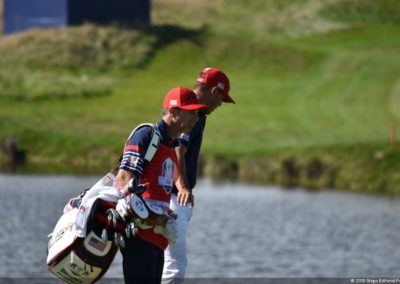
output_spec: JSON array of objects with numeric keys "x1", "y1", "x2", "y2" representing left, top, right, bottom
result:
[{"x1": 1, "y1": 0, "x2": 400, "y2": 194}]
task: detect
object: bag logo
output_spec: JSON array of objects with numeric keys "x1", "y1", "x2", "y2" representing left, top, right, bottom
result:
[{"x1": 158, "y1": 158, "x2": 174, "y2": 194}]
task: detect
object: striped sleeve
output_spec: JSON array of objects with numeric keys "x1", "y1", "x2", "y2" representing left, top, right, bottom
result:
[{"x1": 119, "y1": 126, "x2": 152, "y2": 176}]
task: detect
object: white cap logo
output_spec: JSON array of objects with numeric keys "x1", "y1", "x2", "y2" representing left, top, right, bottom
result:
[
  {"x1": 217, "y1": 82, "x2": 225, "y2": 90},
  {"x1": 170, "y1": 99, "x2": 178, "y2": 106}
]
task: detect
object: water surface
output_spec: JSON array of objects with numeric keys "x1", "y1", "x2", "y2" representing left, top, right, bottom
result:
[{"x1": 0, "y1": 174, "x2": 399, "y2": 281}]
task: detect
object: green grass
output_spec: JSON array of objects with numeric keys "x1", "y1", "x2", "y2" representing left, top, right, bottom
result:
[
  {"x1": 321, "y1": 0, "x2": 400, "y2": 25},
  {"x1": 1, "y1": 0, "x2": 400, "y2": 194}
]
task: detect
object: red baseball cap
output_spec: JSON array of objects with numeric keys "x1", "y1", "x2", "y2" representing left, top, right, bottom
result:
[
  {"x1": 163, "y1": 87, "x2": 206, "y2": 110},
  {"x1": 197, "y1": 68, "x2": 235, "y2": 104}
]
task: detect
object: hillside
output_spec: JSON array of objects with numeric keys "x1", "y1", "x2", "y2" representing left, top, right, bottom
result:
[{"x1": 1, "y1": 0, "x2": 400, "y2": 195}]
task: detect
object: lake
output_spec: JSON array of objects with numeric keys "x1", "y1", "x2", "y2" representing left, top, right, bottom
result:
[{"x1": 0, "y1": 174, "x2": 399, "y2": 283}]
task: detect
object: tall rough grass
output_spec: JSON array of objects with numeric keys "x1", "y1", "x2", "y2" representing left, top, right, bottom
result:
[
  {"x1": 0, "y1": 24, "x2": 156, "y2": 99},
  {"x1": 321, "y1": 0, "x2": 400, "y2": 25}
]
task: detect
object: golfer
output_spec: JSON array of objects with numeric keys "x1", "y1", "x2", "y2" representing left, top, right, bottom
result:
[{"x1": 163, "y1": 68, "x2": 235, "y2": 283}]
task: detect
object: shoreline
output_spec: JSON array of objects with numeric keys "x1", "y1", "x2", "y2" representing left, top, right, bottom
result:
[{"x1": 3, "y1": 143, "x2": 400, "y2": 196}]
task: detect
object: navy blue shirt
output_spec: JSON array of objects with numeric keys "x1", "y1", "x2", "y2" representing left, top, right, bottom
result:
[
  {"x1": 176, "y1": 112, "x2": 206, "y2": 190},
  {"x1": 119, "y1": 119, "x2": 177, "y2": 177}
]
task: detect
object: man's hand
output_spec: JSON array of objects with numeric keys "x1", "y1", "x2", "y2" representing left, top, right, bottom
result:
[{"x1": 177, "y1": 188, "x2": 194, "y2": 208}]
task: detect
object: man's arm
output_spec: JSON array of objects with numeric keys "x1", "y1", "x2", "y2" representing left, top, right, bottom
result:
[
  {"x1": 116, "y1": 169, "x2": 135, "y2": 196},
  {"x1": 175, "y1": 144, "x2": 194, "y2": 207},
  {"x1": 116, "y1": 126, "x2": 152, "y2": 195}
]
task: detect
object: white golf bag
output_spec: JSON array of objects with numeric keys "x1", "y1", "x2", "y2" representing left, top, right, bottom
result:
[{"x1": 47, "y1": 173, "x2": 121, "y2": 284}]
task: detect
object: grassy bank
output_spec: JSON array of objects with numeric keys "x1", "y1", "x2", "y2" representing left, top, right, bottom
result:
[
  {"x1": 1, "y1": 0, "x2": 400, "y2": 195},
  {"x1": 204, "y1": 143, "x2": 400, "y2": 196}
]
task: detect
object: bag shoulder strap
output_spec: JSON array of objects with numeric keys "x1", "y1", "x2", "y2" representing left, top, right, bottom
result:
[
  {"x1": 125, "y1": 123, "x2": 161, "y2": 162},
  {"x1": 114, "y1": 123, "x2": 161, "y2": 172},
  {"x1": 143, "y1": 123, "x2": 161, "y2": 162}
]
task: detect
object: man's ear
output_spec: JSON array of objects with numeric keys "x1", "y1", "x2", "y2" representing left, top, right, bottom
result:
[{"x1": 210, "y1": 87, "x2": 219, "y2": 95}]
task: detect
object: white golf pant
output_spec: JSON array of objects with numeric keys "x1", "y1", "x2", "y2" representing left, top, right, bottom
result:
[{"x1": 162, "y1": 194, "x2": 192, "y2": 284}]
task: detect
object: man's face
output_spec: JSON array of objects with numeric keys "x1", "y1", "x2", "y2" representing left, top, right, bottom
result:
[
  {"x1": 174, "y1": 108, "x2": 199, "y2": 133},
  {"x1": 199, "y1": 87, "x2": 224, "y2": 114}
]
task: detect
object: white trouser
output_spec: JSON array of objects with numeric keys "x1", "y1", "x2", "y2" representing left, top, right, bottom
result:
[{"x1": 162, "y1": 194, "x2": 192, "y2": 284}]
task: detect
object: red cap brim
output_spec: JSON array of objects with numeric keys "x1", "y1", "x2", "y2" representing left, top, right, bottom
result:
[
  {"x1": 223, "y1": 93, "x2": 235, "y2": 104},
  {"x1": 179, "y1": 104, "x2": 207, "y2": 110}
]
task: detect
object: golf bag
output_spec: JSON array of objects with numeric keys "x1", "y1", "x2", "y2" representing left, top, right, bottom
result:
[{"x1": 47, "y1": 180, "x2": 121, "y2": 284}]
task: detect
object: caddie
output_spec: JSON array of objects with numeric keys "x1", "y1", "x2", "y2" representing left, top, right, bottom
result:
[{"x1": 116, "y1": 87, "x2": 206, "y2": 283}]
